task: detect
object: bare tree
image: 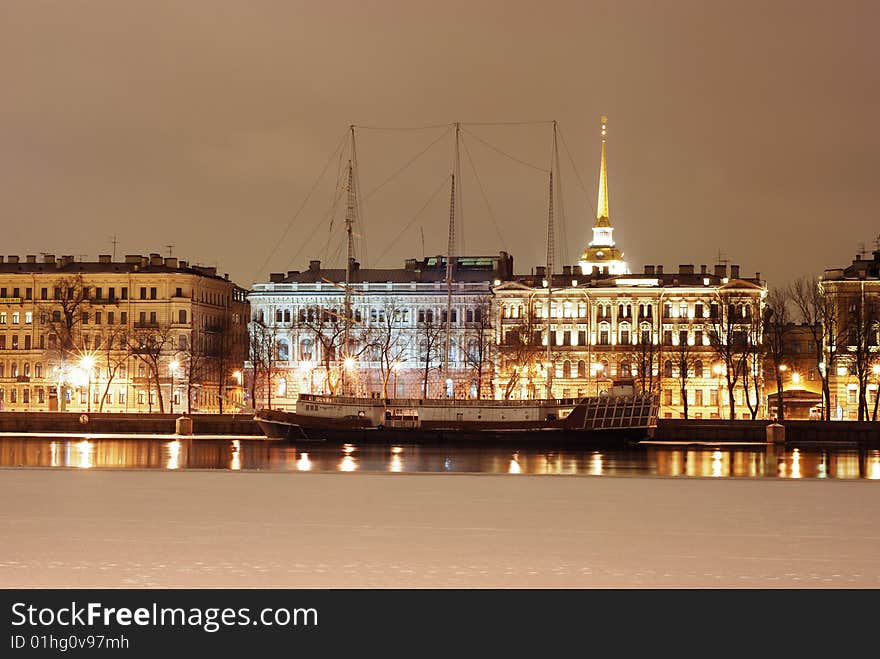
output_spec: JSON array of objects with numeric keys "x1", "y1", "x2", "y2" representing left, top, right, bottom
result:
[
  {"x1": 840, "y1": 288, "x2": 880, "y2": 420},
  {"x1": 248, "y1": 318, "x2": 277, "y2": 410},
  {"x1": 127, "y1": 322, "x2": 174, "y2": 413},
  {"x1": 628, "y1": 329, "x2": 661, "y2": 396},
  {"x1": 670, "y1": 330, "x2": 699, "y2": 419},
  {"x1": 763, "y1": 287, "x2": 793, "y2": 421},
  {"x1": 96, "y1": 326, "x2": 130, "y2": 412},
  {"x1": 210, "y1": 315, "x2": 248, "y2": 414},
  {"x1": 708, "y1": 291, "x2": 754, "y2": 419},
  {"x1": 300, "y1": 305, "x2": 349, "y2": 395},
  {"x1": 416, "y1": 317, "x2": 445, "y2": 398},
  {"x1": 365, "y1": 304, "x2": 408, "y2": 399},
  {"x1": 463, "y1": 297, "x2": 494, "y2": 399},
  {"x1": 181, "y1": 329, "x2": 209, "y2": 414},
  {"x1": 791, "y1": 276, "x2": 842, "y2": 420},
  {"x1": 40, "y1": 275, "x2": 89, "y2": 410},
  {"x1": 498, "y1": 311, "x2": 543, "y2": 399}
]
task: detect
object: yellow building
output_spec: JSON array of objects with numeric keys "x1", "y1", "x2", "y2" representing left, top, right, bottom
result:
[
  {"x1": 494, "y1": 117, "x2": 767, "y2": 419},
  {"x1": 0, "y1": 253, "x2": 249, "y2": 413}
]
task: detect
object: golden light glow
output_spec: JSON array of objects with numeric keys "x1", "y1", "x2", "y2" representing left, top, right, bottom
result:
[
  {"x1": 868, "y1": 452, "x2": 880, "y2": 480},
  {"x1": 76, "y1": 440, "x2": 94, "y2": 469},
  {"x1": 339, "y1": 455, "x2": 358, "y2": 472},
  {"x1": 169, "y1": 360, "x2": 180, "y2": 373},
  {"x1": 589, "y1": 452, "x2": 603, "y2": 476},
  {"x1": 166, "y1": 439, "x2": 181, "y2": 470},
  {"x1": 296, "y1": 452, "x2": 312, "y2": 471},
  {"x1": 791, "y1": 449, "x2": 801, "y2": 479},
  {"x1": 792, "y1": 372, "x2": 801, "y2": 384},
  {"x1": 778, "y1": 364, "x2": 788, "y2": 372},
  {"x1": 232, "y1": 370, "x2": 243, "y2": 384},
  {"x1": 79, "y1": 355, "x2": 95, "y2": 371},
  {"x1": 344, "y1": 357, "x2": 356, "y2": 371},
  {"x1": 230, "y1": 439, "x2": 241, "y2": 471},
  {"x1": 509, "y1": 453, "x2": 522, "y2": 474},
  {"x1": 711, "y1": 450, "x2": 723, "y2": 478},
  {"x1": 389, "y1": 454, "x2": 403, "y2": 472}
]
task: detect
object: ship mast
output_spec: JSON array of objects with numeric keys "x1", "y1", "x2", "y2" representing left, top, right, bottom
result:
[
  {"x1": 545, "y1": 121, "x2": 558, "y2": 399},
  {"x1": 442, "y1": 123, "x2": 461, "y2": 396},
  {"x1": 344, "y1": 160, "x2": 355, "y2": 366}
]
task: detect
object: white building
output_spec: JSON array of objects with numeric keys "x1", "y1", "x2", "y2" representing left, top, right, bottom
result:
[{"x1": 246, "y1": 254, "x2": 514, "y2": 409}]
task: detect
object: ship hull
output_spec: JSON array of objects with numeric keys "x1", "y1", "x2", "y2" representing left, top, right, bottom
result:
[{"x1": 255, "y1": 416, "x2": 653, "y2": 445}]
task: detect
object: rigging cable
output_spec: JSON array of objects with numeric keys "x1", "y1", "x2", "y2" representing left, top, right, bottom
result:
[
  {"x1": 354, "y1": 122, "x2": 454, "y2": 131},
  {"x1": 459, "y1": 126, "x2": 549, "y2": 173},
  {"x1": 557, "y1": 126, "x2": 597, "y2": 220},
  {"x1": 373, "y1": 174, "x2": 451, "y2": 265},
  {"x1": 460, "y1": 132, "x2": 508, "y2": 253},
  {"x1": 361, "y1": 125, "x2": 453, "y2": 203},
  {"x1": 286, "y1": 184, "x2": 346, "y2": 272},
  {"x1": 252, "y1": 130, "x2": 348, "y2": 282}
]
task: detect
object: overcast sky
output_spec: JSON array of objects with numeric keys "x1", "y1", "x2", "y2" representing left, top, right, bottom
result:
[{"x1": 2, "y1": 1, "x2": 877, "y2": 289}]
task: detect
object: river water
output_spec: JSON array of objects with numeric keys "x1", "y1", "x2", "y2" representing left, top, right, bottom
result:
[{"x1": 1, "y1": 436, "x2": 878, "y2": 479}]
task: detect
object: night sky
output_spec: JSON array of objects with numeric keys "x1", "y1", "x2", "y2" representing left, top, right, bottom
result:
[{"x1": 2, "y1": 1, "x2": 877, "y2": 289}]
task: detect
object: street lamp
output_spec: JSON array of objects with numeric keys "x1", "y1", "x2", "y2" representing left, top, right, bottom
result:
[
  {"x1": 392, "y1": 361, "x2": 401, "y2": 398},
  {"x1": 713, "y1": 363, "x2": 725, "y2": 419},
  {"x1": 79, "y1": 356, "x2": 95, "y2": 413},
  {"x1": 169, "y1": 360, "x2": 180, "y2": 414}
]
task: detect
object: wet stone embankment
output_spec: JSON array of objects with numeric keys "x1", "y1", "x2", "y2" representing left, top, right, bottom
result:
[
  {"x1": 652, "y1": 418, "x2": 880, "y2": 444},
  {"x1": 0, "y1": 412, "x2": 262, "y2": 436}
]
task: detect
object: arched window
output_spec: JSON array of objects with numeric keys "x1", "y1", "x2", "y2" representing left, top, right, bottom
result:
[
  {"x1": 598, "y1": 322, "x2": 610, "y2": 345},
  {"x1": 619, "y1": 360, "x2": 631, "y2": 377},
  {"x1": 299, "y1": 338, "x2": 313, "y2": 361},
  {"x1": 619, "y1": 321, "x2": 631, "y2": 346},
  {"x1": 640, "y1": 322, "x2": 652, "y2": 344},
  {"x1": 663, "y1": 360, "x2": 673, "y2": 378},
  {"x1": 277, "y1": 339, "x2": 290, "y2": 361},
  {"x1": 577, "y1": 360, "x2": 587, "y2": 378},
  {"x1": 562, "y1": 360, "x2": 571, "y2": 378}
]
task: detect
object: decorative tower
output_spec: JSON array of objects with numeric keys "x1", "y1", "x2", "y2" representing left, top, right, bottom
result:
[{"x1": 578, "y1": 116, "x2": 628, "y2": 276}]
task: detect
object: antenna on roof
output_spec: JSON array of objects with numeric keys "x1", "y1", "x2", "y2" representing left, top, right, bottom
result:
[
  {"x1": 109, "y1": 235, "x2": 118, "y2": 261},
  {"x1": 165, "y1": 244, "x2": 174, "y2": 257},
  {"x1": 420, "y1": 226, "x2": 425, "y2": 259},
  {"x1": 76, "y1": 254, "x2": 88, "y2": 262},
  {"x1": 715, "y1": 249, "x2": 729, "y2": 266}
]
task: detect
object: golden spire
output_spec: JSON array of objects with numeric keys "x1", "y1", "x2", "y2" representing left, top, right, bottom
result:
[{"x1": 596, "y1": 115, "x2": 609, "y2": 223}]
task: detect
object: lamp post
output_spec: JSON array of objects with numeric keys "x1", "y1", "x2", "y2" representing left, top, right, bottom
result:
[
  {"x1": 79, "y1": 356, "x2": 95, "y2": 413},
  {"x1": 392, "y1": 361, "x2": 400, "y2": 398},
  {"x1": 713, "y1": 363, "x2": 725, "y2": 419},
  {"x1": 169, "y1": 360, "x2": 180, "y2": 415}
]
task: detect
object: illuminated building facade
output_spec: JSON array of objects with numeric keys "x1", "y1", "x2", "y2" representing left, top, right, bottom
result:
[
  {"x1": 246, "y1": 254, "x2": 514, "y2": 409},
  {"x1": 820, "y1": 249, "x2": 880, "y2": 420},
  {"x1": 0, "y1": 254, "x2": 249, "y2": 413}
]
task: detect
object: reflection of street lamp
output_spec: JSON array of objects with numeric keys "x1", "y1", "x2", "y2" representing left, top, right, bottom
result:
[{"x1": 169, "y1": 360, "x2": 180, "y2": 414}]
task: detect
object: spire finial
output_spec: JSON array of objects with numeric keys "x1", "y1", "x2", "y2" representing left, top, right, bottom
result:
[{"x1": 597, "y1": 116, "x2": 609, "y2": 221}]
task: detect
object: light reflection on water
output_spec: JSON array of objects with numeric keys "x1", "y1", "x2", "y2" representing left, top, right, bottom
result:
[{"x1": 1, "y1": 437, "x2": 879, "y2": 480}]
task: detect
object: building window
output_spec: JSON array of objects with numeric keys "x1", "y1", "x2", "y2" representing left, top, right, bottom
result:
[
  {"x1": 24, "y1": 336, "x2": 31, "y2": 350},
  {"x1": 120, "y1": 312, "x2": 127, "y2": 324},
  {"x1": 149, "y1": 311, "x2": 157, "y2": 324},
  {"x1": 694, "y1": 360, "x2": 704, "y2": 378},
  {"x1": 663, "y1": 330, "x2": 673, "y2": 345},
  {"x1": 598, "y1": 323, "x2": 610, "y2": 345},
  {"x1": 695, "y1": 389, "x2": 703, "y2": 406},
  {"x1": 663, "y1": 389, "x2": 672, "y2": 406}
]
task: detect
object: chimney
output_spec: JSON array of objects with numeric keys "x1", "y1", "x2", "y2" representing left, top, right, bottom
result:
[
  {"x1": 98, "y1": 254, "x2": 112, "y2": 264},
  {"x1": 286, "y1": 270, "x2": 299, "y2": 278},
  {"x1": 164, "y1": 257, "x2": 178, "y2": 268},
  {"x1": 58, "y1": 255, "x2": 74, "y2": 266},
  {"x1": 149, "y1": 253, "x2": 163, "y2": 266},
  {"x1": 714, "y1": 264, "x2": 727, "y2": 278},
  {"x1": 179, "y1": 260, "x2": 188, "y2": 269},
  {"x1": 678, "y1": 264, "x2": 694, "y2": 275},
  {"x1": 535, "y1": 266, "x2": 546, "y2": 277},
  {"x1": 349, "y1": 258, "x2": 360, "y2": 272},
  {"x1": 645, "y1": 265, "x2": 655, "y2": 275},
  {"x1": 309, "y1": 260, "x2": 321, "y2": 272},
  {"x1": 755, "y1": 272, "x2": 761, "y2": 282},
  {"x1": 125, "y1": 254, "x2": 142, "y2": 264},
  {"x1": 656, "y1": 265, "x2": 663, "y2": 275},
  {"x1": 700, "y1": 264, "x2": 707, "y2": 275},
  {"x1": 7, "y1": 255, "x2": 19, "y2": 264},
  {"x1": 43, "y1": 254, "x2": 55, "y2": 264},
  {"x1": 26, "y1": 255, "x2": 36, "y2": 264},
  {"x1": 730, "y1": 264, "x2": 740, "y2": 278},
  {"x1": 269, "y1": 273, "x2": 284, "y2": 283},
  {"x1": 562, "y1": 265, "x2": 571, "y2": 276}
]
